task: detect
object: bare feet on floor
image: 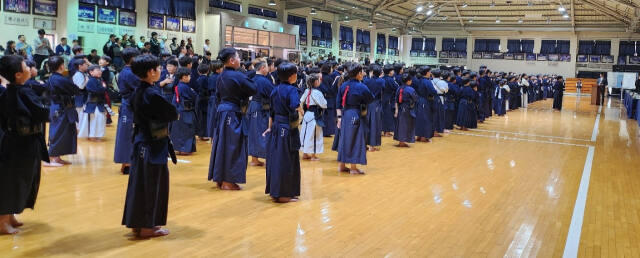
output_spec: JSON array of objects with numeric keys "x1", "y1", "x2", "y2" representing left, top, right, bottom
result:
[
  {"x1": 10, "y1": 215, "x2": 22, "y2": 227},
  {"x1": 138, "y1": 227, "x2": 169, "y2": 238},
  {"x1": 220, "y1": 182, "x2": 241, "y2": 190}
]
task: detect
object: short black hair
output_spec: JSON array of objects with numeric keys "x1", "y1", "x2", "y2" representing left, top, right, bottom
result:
[
  {"x1": 178, "y1": 56, "x2": 192, "y2": 67},
  {"x1": 87, "y1": 65, "x2": 101, "y2": 72},
  {"x1": 167, "y1": 59, "x2": 179, "y2": 67},
  {"x1": 274, "y1": 58, "x2": 285, "y2": 68},
  {"x1": 48, "y1": 55, "x2": 65, "y2": 72},
  {"x1": 217, "y1": 47, "x2": 237, "y2": 63},
  {"x1": 91, "y1": 49, "x2": 97, "y2": 53},
  {"x1": 277, "y1": 62, "x2": 297, "y2": 82},
  {"x1": 462, "y1": 78, "x2": 470, "y2": 85},
  {"x1": 38, "y1": 29, "x2": 45, "y2": 35},
  {"x1": 346, "y1": 62, "x2": 363, "y2": 79},
  {"x1": 176, "y1": 67, "x2": 191, "y2": 80},
  {"x1": 100, "y1": 55, "x2": 112, "y2": 64},
  {"x1": 383, "y1": 64, "x2": 394, "y2": 75},
  {"x1": 431, "y1": 69, "x2": 441, "y2": 78},
  {"x1": 72, "y1": 45, "x2": 83, "y2": 54},
  {"x1": 442, "y1": 72, "x2": 451, "y2": 81},
  {"x1": 401, "y1": 73, "x2": 412, "y2": 84},
  {"x1": 0, "y1": 55, "x2": 24, "y2": 83},
  {"x1": 408, "y1": 67, "x2": 417, "y2": 77},
  {"x1": 372, "y1": 65, "x2": 382, "y2": 77},
  {"x1": 131, "y1": 54, "x2": 160, "y2": 79},
  {"x1": 122, "y1": 47, "x2": 140, "y2": 65},
  {"x1": 25, "y1": 59, "x2": 36, "y2": 68},
  {"x1": 469, "y1": 80, "x2": 478, "y2": 88},
  {"x1": 210, "y1": 60, "x2": 223, "y2": 72},
  {"x1": 198, "y1": 63, "x2": 210, "y2": 74}
]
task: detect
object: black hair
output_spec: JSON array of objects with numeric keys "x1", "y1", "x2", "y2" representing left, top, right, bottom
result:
[
  {"x1": 469, "y1": 80, "x2": 478, "y2": 89},
  {"x1": 274, "y1": 58, "x2": 285, "y2": 68},
  {"x1": 72, "y1": 58, "x2": 87, "y2": 70},
  {"x1": 277, "y1": 62, "x2": 298, "y2": 83},
  {"x1": 167, "y1": 59, "x2": 179, "y2": 67},
  {"x1": 345, "y1": 62, "x2": 363, "y2": 79},
  {"x1": 306, "y1": 73, "x2": 321, "y2": 88},
  {"x1": 87, "y1": 65, "x2": 101, "y2": 72},
  {"x1": 210, "y1": 60, "x2": 223, "y2": 72},
  {"x1": 442, "y1": 72, "x2": 451, "y2": 81},
  {"x1": 321, "y1": 63, "x2": 332, "y2": 74},
  {"x1": 90, "y1": 49, "x2": 97, "y2": 53},
  {"x1": 72, "y1": 45, "x2": 83, "y2": 54},
  {"x1": 462, "y1": 78, "x2": 470, "y2": 85},
  {"x1": 0, "y1": 55, "x2": 24, "y2": 83},
  {"x1": 122, "y1": 47, "x2": 140, "y2": 65},
  {"x1": 383, "y1": 64, "x2": 394, "y2": 75},
  {"x1": 401, "y1": 73, "x2": 412, "y2": 84},
  {"x1": 217, "y1": 47, "x2": 237, "y2": 63},
  {"x1": 131, "y1": 54, "x2": 161, "y2": 79},
  {"x1": 198, "y1": 63, "x2": 210, "y2": 74},
  {"x1": 25, "y1": 59, "x2": 36, "y2": 68},
  {"x1": 38, "y1": 29, "x2": 45, "y2": 35},
  {"x1": 100, "y1": 55, "x2": 112, "y2": 64},
  {"x1": 431, "y1": 69, "x2": 441, "y2": 78},
  {"x1": 372, "y1": 65, "x2": 382, "y2": 77},
  {"x1": 151, "y1": 32, "x2": 158, "y2": 37},
  {"x1": 48, "y1": 55, "x2": 65, "y2": 72},
  {"x1": 176, "y1": 67, "x2": 191, "y2": 80},
  {"x1": 178, "y1": 56, "x2": 192, "y2": 67},
  {"x1": 308, "y1": 67, "x2": 321, "y2": 74}
]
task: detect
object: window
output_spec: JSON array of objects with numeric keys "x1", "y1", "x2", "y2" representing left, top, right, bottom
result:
[
  {"x1": 356, "y1": 29, "x2": 370, "y2": 52},
  {"x1": 149, "y1": 0, "x2": 195, "y2": 19},
  {"x1": 81, "y1": 0, "x2": 135, "y2": 9},
  {"x1": 340, "y1": 26, "x2": 353, "y2": 51},
  {"x1": 474, "y1": 39, "x2": 500, "y2": 53},
  {"x1": 311, "y1": 20, "x2": 331, "y2": 48},
  {"x1": 424, "y1": 38, "x2": 435, "y2": 52},
  {"x1": 388, "y1": 36, "x2": 399, "y2": 56},
  {"x1": 619, "y1": 41, "x2": 639, "y2": 56},
  {"x1": 377, "y1": 33, "x2": 386, "y2": 54},
  {"x1": 507, "y1": 39, "x2": 534, "y2": 53},
  {"x1": 287, "y1": 15, "x2": 307, "y2": 46},
  {"x1": 540, "y1": 40, "x2": 569, "y2": 54},
  {"x1": 580, "y1": 40, "x2": 610, "y2": 55},
  {"x1": 411, "y1": 37, "x2": 424, "y2": 52},
  {"x1": 209, "y1": 0, "x2": 241, "y2": 12},
  {"x1": 248, "y1": 6, "x2": 277, "y2": 19},
  {"x1": 442, "y1": 38, "x2": 455, "y2": 51}
]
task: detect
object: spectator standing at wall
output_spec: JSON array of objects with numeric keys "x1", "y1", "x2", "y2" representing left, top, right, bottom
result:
[
  {"x1": 32, "y1": 29, "x2": 51, "y2": 69},
  {"x1": 16, "y1": 35, "x2": 32, "y2": 60}
]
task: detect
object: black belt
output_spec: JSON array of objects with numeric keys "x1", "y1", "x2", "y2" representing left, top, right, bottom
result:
[{"x1": 6, "y1": 124, "x2": 43, "y2": 136}]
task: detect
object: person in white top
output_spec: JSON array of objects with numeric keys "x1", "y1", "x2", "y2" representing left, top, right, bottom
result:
[
  {"x1": 204, "y1": 39, "x2": 211, "y2": 54},
  {"x1": 299, "y1": 72, "x2": 327, "y2": 161},
  {"x1": 520, "y1": 74, "x2": 529, "y2": 108},
  {"x1": 431, "y1": 69, "x2": 449, "y2": 133},
  {"x1": 71, "y1": 58, "x2": 90, "y2": 128}
]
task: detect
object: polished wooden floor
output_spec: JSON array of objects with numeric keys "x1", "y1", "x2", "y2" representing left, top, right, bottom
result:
[{"x1": 1, "y1": 95, "x2": 639, "y2": 257}]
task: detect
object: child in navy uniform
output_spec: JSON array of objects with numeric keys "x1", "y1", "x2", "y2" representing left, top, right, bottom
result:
[
  {"x1": 170, "y1": 67, "x2": 198, "y2": 155},
  {"x1": 78, "y1": 65, "x2": 107, "y2": 140},
  {"x1": 394, "y1": 73, "x2": 418, "y2": 147}
]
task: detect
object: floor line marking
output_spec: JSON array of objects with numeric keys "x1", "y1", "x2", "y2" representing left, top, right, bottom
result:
[
  {"x1": 591, "y1": 106, "x2": 602, "y2": 142},
  {"x1": 562, "y1": 146, "x2": 595, "y2": 258},
  {"x1": 448, "y1": 131, "x2": 592, "y2": 148},
  {"x1": 471, "y1": 129, "x2": 591, "y2": 142},
  {"x1": 168, "y1": 158, "x2": 192, "y2": 164}
]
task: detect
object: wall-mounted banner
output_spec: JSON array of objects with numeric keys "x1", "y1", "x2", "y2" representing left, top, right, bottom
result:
[
  {"x1": 4, "y1": 14, "x2": 29, "y2": 26},
  {"x1": 119, "y1": 27, "x2": 136, "y2": 36},
  {"x1": 78, "y1": 22, "x2": 95, "y2": 33},
  {"x1": 34, "y1": 18, "x2": 56, "y2": 30},
  {"x1": 97, "y1": 24, "x2": 116, "y2": 34}
]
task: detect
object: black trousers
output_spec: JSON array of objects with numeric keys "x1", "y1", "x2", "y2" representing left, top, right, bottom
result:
[
  {"x1": 34, "y1": 54, "x2": 48, "y2": 70},
  {"x1": 598, "y1": 86, "x2": 605, "y2": 105}
]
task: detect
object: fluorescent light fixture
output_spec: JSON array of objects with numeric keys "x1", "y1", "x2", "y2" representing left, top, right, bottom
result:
[
  {"x1": 495, "y1": 17, "x2": 501, "y2": 23},
  {"x1": 426, "y1": 9, "x2": 433, "y2": 15},
  {"x1": 563, "y1": 13, "x2": 570, "y2": 19},
  {"x1": 490, "y1": 1, "x2": 495, "y2": 7},
  {"x1": 310, "y1": 8, "x2": 317, "y2": 14},
  {"x1": 462, "y1": 2, "x2": 468, "y2": 8},
  {"x1": 558, "y1": 5, "x2": 566, "y2": 12},
  {"x1": 417, "y1": 6, "x2": 424, "y2": 12},
  {"x1": 368, "y1": 22, "x2": 373, "y2": 27},
  {"x1": 428, "y1": 2, "x2": 434, "y2": 8},
  {"x1": 268, "y1": 0, "x2": 276, "y2": 6},
  {"x1": 518, "y1": 18, "x2": 523, "y2": 23}
]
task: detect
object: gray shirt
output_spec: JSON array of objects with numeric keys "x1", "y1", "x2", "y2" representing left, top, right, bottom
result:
[{"x1": 33, "y1": 36, "x2": 51, "y2": 56}]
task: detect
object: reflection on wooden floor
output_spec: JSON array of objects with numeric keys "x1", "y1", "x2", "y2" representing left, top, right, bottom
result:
[{"x1": 1, "y1": 96, "x2": 639, "y2": 257}]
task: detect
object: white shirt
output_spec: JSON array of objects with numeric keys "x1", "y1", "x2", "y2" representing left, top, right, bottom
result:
[
  {"x1": 300, "y1": 88, "x2": 327, "y2": 109},
  {"x1": 72, "y1": 71, "x2": 88, "y2": 89},
  {"x1": 204, "y1": 44, "x2": 210, "y2": 53}
]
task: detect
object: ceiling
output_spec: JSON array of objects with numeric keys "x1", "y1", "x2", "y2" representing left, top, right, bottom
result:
[{"x1": 284, "y1": 0, "x2": 640, "y2": 33}]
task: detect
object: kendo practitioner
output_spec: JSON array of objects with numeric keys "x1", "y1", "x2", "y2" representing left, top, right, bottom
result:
[
  {"x1": 264, "y1": 62, "x2": 303, "y2": 203},
  {"x1": 114, "y1": 47, "x2": 141, "y2": 174},
  {"x1": 48, "y1": 56, "x2": 80, "y2": 166},
  {"x1": 122, "y1": 54, "x2": 178, "y2": 238},
  {"x1": 393, "y1": 63, "x2": 404, "y2": 86},
  {"x1": 158, "y1": 59, "x2": 178, "y2": 105},
  {"x1": 170, "y1": 67, "x2": 197, "y2": 155},
  {"x1": 394, "y1": 73, "x2": 418, "y2": 147},
  {"x1": 247, "y1": 60, "x2": 275, "y2": 166},
  {"x1": 552, "y1": 76, "x2": 565, "y2": 110},
  {"x1": 208, "y1": 47, "x2": 257, "y2": 191},
  {"x1": 206, "y1": 60, "x2": 223, "y2": 138},
  {"x1": 299, "y1": 72, "x2": 326, "y2": 160},
  {"x1": 364, "y1": 65, "x2": 384, "y2": 151},
  {"x1": 444, "y1": 72, "x2": 460, "y2": 130},
  {"x1": 481, "y1": 69, "x2": 494, "y2": 119},
  {"x1": 71, "y1": 58, "x2": 90, "y2": 128},
  {"x1": 0, "y1": 55, "x2": 50, "y2": 234},
  {"x1": 336, "y1": 62, "x2": 374, "y2": 174},
  {"x1": 432, "y1": 69, "x2": 448, "y2": 135},
  {"x1": 78, "y1": 65, "x2": 107, "y2": 140},
  {"x1": 508, "y1": 76, "x2": 519, "y2": 111},
  {"x1": 320, "y1": 63, "x2": 338, "y2": 137},
  {"x1": 456, "y1": 79, "x2": 478, "y2": 130},
  {"x1": 195, "y1": 63, "x2": 211, "y2": 141},
  {"x1": 493, "y1": 79, "x2": 509, "y2": 116},
  {"x1": 381, "y1": 65, "x2": 398, "y2": 136},
  {"x1": 415, "y1": 67, "x2": 436, "y2": 142}
]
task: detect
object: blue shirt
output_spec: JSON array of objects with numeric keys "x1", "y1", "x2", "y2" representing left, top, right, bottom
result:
[
  {"x1": 216, "y1": 67, "x2": 257, "y2": 106},
  {"x1": 382, "y1": 75, "x2": 399, "y2": 102},
  {"x1": 253, "y1": 74, "x2": 275, "y2": 103},
  {"x1": 336, "y1": 79, "x2": 374, "y2": 109},
  {"x1": 117, "y1": 66, "x2": 139, "y2": 100},
  {"x1": 55, "y1": 44, "x2": 71, "y2": 56},
  {"x1": 270, "y1": 83, "x2": 300, "y2": 117},
  {"x1": 364, "y1": 77, "x2": 385, "y2": 100}
]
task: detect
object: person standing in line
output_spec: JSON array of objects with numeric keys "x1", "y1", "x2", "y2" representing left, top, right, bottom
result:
[
  {"x1": 195, "y1": 63, "x2": 211, "y2": 141},
  {"x1": 381, "y1": 64, "x2": 397, "y2": 137},
  {"x1": 553, "y1": 76, "x2": 565, "y2": 110},
  {"x1": 0, "y1": 55, "x2": 50, "y2": 234},
  {"x1": 113, "y1": 47, "x2": 141, "y2": 174},
  {"x1": 246, "y1": 60, "x2": 274, "y2": 166},
  {"x1": 299, "y1": 72, "x2": 326, "y2": 160},
  {"x1": 170, "y1": 67, "x2": 197, "y2": 155},
  {"x1": 444, "y1": 72, "x2": 459, "y2": 130},
  {"x1": 393, "y1": 73, "x2": 418, "y2": 147},
  {"x1": 47, "y1": 56, "x2": 80, "y2": 166},
  {"x1": 206, "y1": 60, "x2": 223, "y2": 138},
  {"x1": 158, "y1": 59, "x2": 178, "y2": 105},
  {"x1": 204, "y1": 39, "x2": 211, "y2": 54},
  {"x1": 364, "y1": 64, "x2": 384, "y2": 151},
  {"x1": 32, "y1": 29, "x2": 51, "y2": 70},
  {"x1": 576, "y1": 79, "x2": 582, "y2": 95},
  {"x1": 335, "y1": 62, "x2": 374, "y2": 174},
  {"x1": 264, "y1": 62, "x2": 303, "y2": 203},
  {"x1": 415, "y1": 67, "x2": 436, "y2": 142},
  {"x1": 208, "y1": 47, "x2": 257, "y2": 190},
  {"x1": 71, "y1": 58, "x2": 90, "y2": 128},
  {"x1": 431, "y1": 69, "x2": 448, "y2": 135},
  {"x1": 77, "y1": 65, "x2": 107, "y2": 140},
  {"x1": 122, "y1": 54, "x2": 178, "y2": 238}
]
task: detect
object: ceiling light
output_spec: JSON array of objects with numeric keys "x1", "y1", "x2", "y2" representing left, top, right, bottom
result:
[
  {"x1": 518, "y1": 18, "x2": 523, "y2": 23},
  {"x1": 268, "y1": 0, "x2": 276, "y2": 6},
  {"x1": 368, "y1": 22, "x2": 373, "y2": 27},
  {"x1": 490, "y1": 1, "x2": 495, "y2": 7},
  {"x1": 546, "y1": 17, "x2": 551, "y2": 23},
  {"x1": 375, "y1": 12, "x2": 381, "y2": 16},
  {"x1": 344, "y1": 16, "x2": 350, "y2": 22},
  {"x1": 495, "y1": 17, "x2": 501, "y2": 23},
  {"x1": 468, "y1": 18, "x2": 474, "y2": 23},
  {"x1": 563, "y1": 13, "x2": 570, "y2": 19},
  {"x1": 352, "y1": 6, "x2": 356, "y2": 9},
  {"x1": 462, "y1": 2, "x2": 468, "y2": 8},
  {"x1": 527, "y1": 1, "x2": 533, "y2": 6},
  {"x1": 426, "y1": 9, "x2": 433, "y2": 15},
  {"x1": 310, "y1": 8, "x2": 317, "y2": 15},
  {"x1": 428, "y1": 2, "x2": 434, "y2": 8},
  {"x1": 392, "y1": 27, "x2": 397, "y2": 31},
  {"x1": 558, "y1": 5, "x2": 566, "y2": 12},
  {"x1": 417, "y1": 6, "x2": 424, "y2": 12}
]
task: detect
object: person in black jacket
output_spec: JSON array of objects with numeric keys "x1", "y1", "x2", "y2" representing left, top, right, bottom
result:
[{"x1": 0, "y1": 55, "x2": 50, "y2": 234}]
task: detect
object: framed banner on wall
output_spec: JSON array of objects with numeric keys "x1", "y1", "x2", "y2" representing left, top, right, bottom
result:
[
  {"x1": 4, "y1": 0, "x2": 30, "y2": 13},
  {"x1": 33, "y1": 0, "x2": 57, "y2": 17},
  {"x1": 166, "y1": 16, "x2": 180, "y2": 32},
  {"x1": 182, "y1": 19, "x2": 195, "y2": 33},
  {"x1": 148, "y1": 14, "x2": 164, "y2": 30},
  {"x1": 97, "y1": 6, "x2": 117, "y2": 24},
  {"x1": 118, "y1": 9, "x2": 136, "y2": 27},
  {"x1": 79, "y1": 4, "x2": 95, "y2": 22}
]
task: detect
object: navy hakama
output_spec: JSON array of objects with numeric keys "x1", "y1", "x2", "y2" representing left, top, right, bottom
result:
[
  {"x1": 170, "y1": 82, "x2": 197, "y2": 153},
  {"x1": 206, "y1": 73, "x2": 219, "y2": 138},
  {"x1": 265, "y1": 84, "x2": 301, "y2": 199},
  {"x1": 444, "y1": 82, "x2": 459, "y2": 130},
  {"x1": 364, "y1": 77, "x2": 384, "y2": 147},
  {"x1": 553, "y1": 81, "x2": 565, "y2": 110},
  {"x1": 195, "y1": 75, "x2": 210, "y2": 137},
  {"x1": 415, "y1": 78, "x2": 436, "y2": 139},
  {"x1": 208, "y1": 67, "x2": 257, "y2": 185},
  {"x1": 0, "y1": 85, "x2": 49, "y2": 215},
  {"x1": 381, "y1": 76, "x2": 398, "y2": 132},
  {"x1": 320, "y1": 73, "x2": 338, "y2": 137},
  {"x1": 122, "y1": 82, "x2": 178, "y2": 229},
  {"x1": 48, "y1": 73, "x2": 79, "y2": 157},
  {"x1": 393, "y1": 85, "x2": 417, "y2": 143},
  {"x1": 114, "y1": 66, "x2": 139, "y2": 164},
  {"x1": 246, "y1": 74, "x2": 274, "y2": 159},
  {"x1": 336, "y1": 79, "x2": 374, "y2": 165},
  {"x1": 456, "y1": 87, "x2": 478, "y2": 129}
]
